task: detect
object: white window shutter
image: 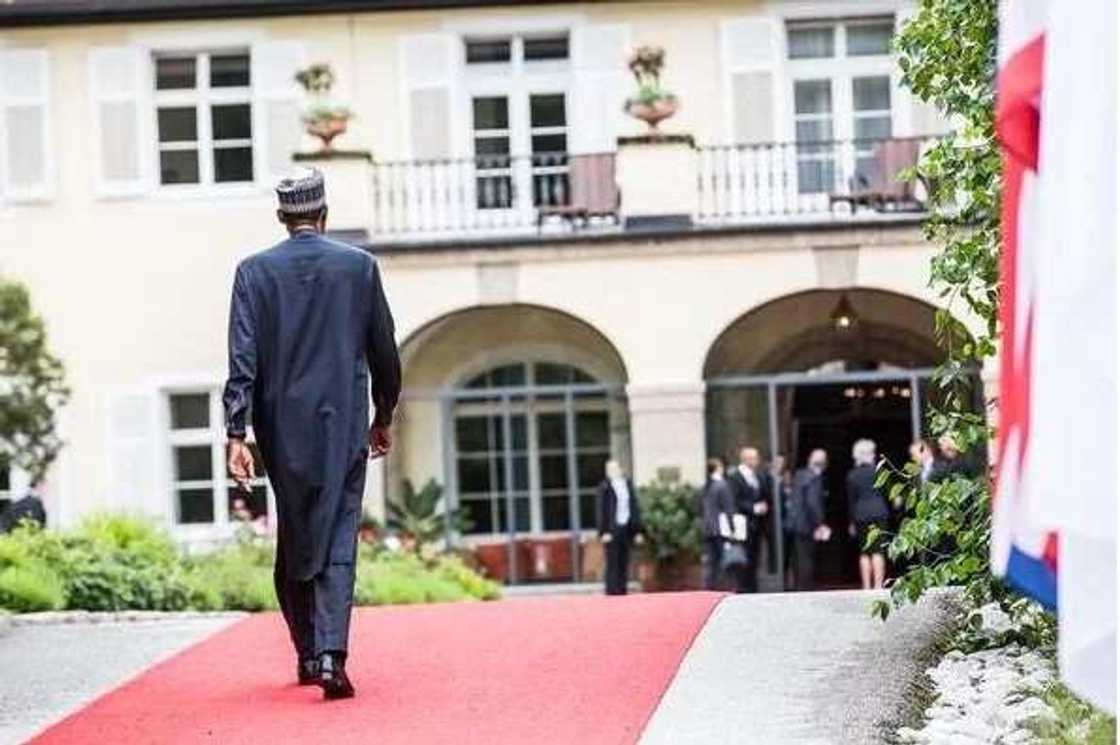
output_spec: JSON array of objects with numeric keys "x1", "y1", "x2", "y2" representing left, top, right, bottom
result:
[
  {"x1": 0, "y1": 49, "x2": 52, "y2": 201},
  {"x1": 251, "y1": 40, "x2": 306, "y2": 185},
  {"x1": 107, "y1": 392, "x2": 159, "y2": 514},
  {"x1": 571, "y1": 23, "x2": 630, "y2": 155},
  {"x1": 720, "y1": 18, "x2": 782, "y2": 144},
  {"x1": 400, "y1": 33, "x2": 456, "y2": 160},
  {"x1": 90, "y1": 45, "x2": 152, "y2": 197}
]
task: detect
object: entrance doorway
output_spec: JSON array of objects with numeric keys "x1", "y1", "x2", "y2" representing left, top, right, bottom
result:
[
  {"x1": 785, "y1": 375, "x2": 919, "y2": 588},
  {"x1": 703, "y1": 288, "x2": 978, "y2": 591}
]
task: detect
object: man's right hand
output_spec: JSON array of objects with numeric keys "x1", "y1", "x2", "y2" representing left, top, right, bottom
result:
[
  {"x1": 227, "y1": 439, "x2": 255, "y2": 490},
  {"x1": 601, "y1": 532, "x2": 613, "y2": 544},
  {"x1": 369, "y1": 423, "x2": 392, "y2": 459}
]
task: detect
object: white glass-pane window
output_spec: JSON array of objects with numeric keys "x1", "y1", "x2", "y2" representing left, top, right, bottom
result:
[
  {"x1": 154, "y1": 51, "x2": 253, "y2": 186},
  {"x1": 453, "y1": 362, "x2": 610, "y2": 537},
  {"x1": 846, "y1": 21, "x2": 895, "y2": 56},
  {"x1": 787, "y1": 26, "x2": 834, "y2": 59},
  {"x1": 853, "y1": 76, "x2": 892, "y2": 184},
  {"x1": 472, "y1": 96, "x2": 513, "y2": 209},
  {"x1": 793, "y1": 79, "x2": 835, "y2": 194},
  {"x1": 167, "y1": 390, "x2": 271, "y2": 529},
  {"x1": 529, "y1": 93, "x2": 568, "y2": 207}
]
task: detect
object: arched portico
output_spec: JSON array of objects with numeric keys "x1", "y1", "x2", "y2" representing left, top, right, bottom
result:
[
  {"x1": 702, "y1": 288, "x2": 977, "y2": 590},
  {"x1": 392, "y1": 304, "x2": 631, "y2": 584}
]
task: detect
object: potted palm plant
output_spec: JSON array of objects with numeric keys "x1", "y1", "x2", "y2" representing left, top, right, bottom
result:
[
  {"x1": 295, "y1": 63, "x2": 353, "y2": 151},
  {"x1": 623, "y1": 46, "x2": 680, "y2": 131}
]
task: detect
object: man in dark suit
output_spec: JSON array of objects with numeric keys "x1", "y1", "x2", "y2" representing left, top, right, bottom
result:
[
  {"x1": 0, "y1": 488, "x2": 46, "y2": 533},
  {"x1": 699, "y1": 457, "x2": 736, "y2": 590},
  {"x1": 727, "y1": 446, "x2": 772, "y2": 593},
  {"x1": 223, "y1": 168, "x2": 401, "y2": 700},
  {"x1": 597, "y1": 460, "x2": 642, "y2": 595},
  {"x1": 789, "y1": 449, "x2": 830, "y2": 591}
]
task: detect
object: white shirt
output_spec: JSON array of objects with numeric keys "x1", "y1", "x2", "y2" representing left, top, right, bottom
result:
[
  {"x1": 738, "y1": 464, "x2": 759, "y2": 490},
  {"x1": 611, "y1": 477, "x2": 631, "y2": 526}
]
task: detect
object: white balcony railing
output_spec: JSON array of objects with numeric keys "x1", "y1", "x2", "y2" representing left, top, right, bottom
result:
[{"x1": 366, "y1": 137, "x2": 932, "y2": 243}]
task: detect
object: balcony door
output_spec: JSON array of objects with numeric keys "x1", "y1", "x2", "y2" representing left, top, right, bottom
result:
[
  {"x1": 786, "y1": 18, "x2": 896, "y2": 199},
  {"x1": 463, "y1": 34, "x2": 572, "y2": 226}
]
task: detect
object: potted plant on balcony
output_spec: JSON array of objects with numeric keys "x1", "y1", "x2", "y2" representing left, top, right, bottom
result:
[
  {"x1": 623, "y1": 45, "x2": 679, "y2": 132},
  {"x1": 295, "y1": 63, "x2": 353, "y2": 151}
]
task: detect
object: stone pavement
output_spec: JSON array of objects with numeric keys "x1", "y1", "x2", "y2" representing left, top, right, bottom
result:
[
  {"x1": 640, "y1": 590, "x2": 956, "y2": 744},
  {"x1": 0, "y1": 615, "x2": 239, "y2": 744}
]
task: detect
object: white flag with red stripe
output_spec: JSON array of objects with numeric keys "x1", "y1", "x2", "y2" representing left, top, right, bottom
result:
[{"x1": 993, "y1": 0, "x2": 1116, "y2": 712}]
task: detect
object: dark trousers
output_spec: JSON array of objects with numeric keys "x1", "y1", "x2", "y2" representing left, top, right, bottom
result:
[
  {"x1": 273, "y1": 455, "x2": 366, "y2": 661},
  {"x1": 702, "y1": 537, "x2": 724, "y2": 590},
  {"x1": 604, "y1": 526, "x2": 632, "y2": 595},
  {"x1": 792, "y1": 536, "x2": 816, "y2": 591},
  {"x1": 743, "y1": 529, "x2": 764, "y2": 593}
]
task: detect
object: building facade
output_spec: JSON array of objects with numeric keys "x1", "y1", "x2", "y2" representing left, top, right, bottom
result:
[{"x1": 0, "y1": 0, "x2": 970, "y2": 585}]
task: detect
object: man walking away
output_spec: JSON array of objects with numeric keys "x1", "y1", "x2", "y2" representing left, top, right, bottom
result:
[
  {"x1": 223, "y1": 169, "x2": 401, "y2": 700},
  {"x1": 597, "y1": 460, "x2": 643, "y2": 595},
  {"x1": 790, "y1": 449, "x2": 830, "y2": 591},
  {"x1": 699, "y1": 457, "x2": 735, "y2": 590}
]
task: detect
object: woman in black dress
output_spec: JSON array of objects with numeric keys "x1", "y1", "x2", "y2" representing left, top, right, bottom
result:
[{"x1": 847, "y1": 439, "x2": 890, "y2": 589}]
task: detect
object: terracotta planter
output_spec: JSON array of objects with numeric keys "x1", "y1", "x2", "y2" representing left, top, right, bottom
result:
[
  {"x1": 625, "y1": 96, "x2": 680, "y2": 131},
  {"x1": 304, "y1": 115, "x2": 350, "y2": 151},
  {"x1": 639, "y1": 557, "x2": 703, "y2": 592}
]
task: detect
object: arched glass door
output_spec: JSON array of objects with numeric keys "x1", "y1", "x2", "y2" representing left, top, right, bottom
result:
[{"x1": 444, "y1": 361, "x2": 628, "y2": 584}]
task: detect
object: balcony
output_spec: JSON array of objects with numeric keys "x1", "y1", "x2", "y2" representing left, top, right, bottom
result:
[{"x1": 355, "y1": 137, "x2": 933, "y2": 245}]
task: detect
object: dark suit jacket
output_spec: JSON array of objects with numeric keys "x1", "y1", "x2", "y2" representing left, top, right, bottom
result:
[
  {"x1": 846, "y1": 464, "x2": 889, "y2": 523},
  {"x1": 790, "y1": 468, "x2": 826, "y2": 537},
  {"x1": 728, "y1": 466, "x2": 773, "y2": 535},
  {"x1": 222, "y1": 230, "x2": 401, "y2": 581},
  {"x1": 0, "y1": 494, "x2": 46, "y2": 533},
  {"x1": 698, "y1": 478, "x2": 735, "y2": 539},
  {"x1": 597, "y1": 478, "x2": 641, "y2": 536}
]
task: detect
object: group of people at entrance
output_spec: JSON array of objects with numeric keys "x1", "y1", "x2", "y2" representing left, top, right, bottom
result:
[{"x1": 699, "y1": 440, "x2": 894, "y2": 594}]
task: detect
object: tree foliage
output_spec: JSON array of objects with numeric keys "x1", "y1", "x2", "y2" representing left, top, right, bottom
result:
[
  {"x1": 0, "y1": 276, "x2": 70, "y2": 484},
  {"x1": 872, "y1": 0, "x2": 1005, "y2": 619}
]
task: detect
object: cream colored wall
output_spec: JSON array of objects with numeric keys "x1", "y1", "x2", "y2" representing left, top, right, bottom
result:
[{"x1": 0, "y1": 0, "x2": 947, "y2": 529}]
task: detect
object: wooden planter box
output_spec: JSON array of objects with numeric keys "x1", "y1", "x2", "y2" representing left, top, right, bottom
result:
[{"x1": 638, "y1": 557, "x2": 703, "y2": 592}]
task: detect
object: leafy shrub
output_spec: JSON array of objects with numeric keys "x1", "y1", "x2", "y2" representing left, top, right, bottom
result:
[
  {"x1": 637, "y1": 478, "x2": 701, "y2": 565},
  {"x1": 0, "y1": 513, "x2": 500, "y2": 613},
  {"x1": 0, "y1": 564, "x2": 65, "y2": 612}
]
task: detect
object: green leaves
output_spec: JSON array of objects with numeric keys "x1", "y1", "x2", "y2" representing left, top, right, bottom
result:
[
  {"x1": 386, "y1": 479, "x2": 468, "y2": 556},
  {"x1": 636, "y1": 478, "x2": 701, "y2": 565},
  {"x1": 0, "y1": 276, "x2": 70, "y2": 484}
]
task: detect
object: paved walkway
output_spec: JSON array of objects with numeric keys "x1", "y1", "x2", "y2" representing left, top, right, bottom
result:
[
  {"x1": 0, "y1": 616, "x2": 239, "y2": 744},
  {"x1": 641, "y1": 590, "x2": 955, "y2": 744},
  {"x1": 0, "y1": 591, "x2": 954, "y2": 745}
]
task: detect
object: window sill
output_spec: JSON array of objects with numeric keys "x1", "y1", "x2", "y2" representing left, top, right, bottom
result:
[{"x1": 151, "y1": 182, "x2": 271, "y2": 202}]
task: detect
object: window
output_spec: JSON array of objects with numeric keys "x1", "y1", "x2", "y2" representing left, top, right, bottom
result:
[
  {"x1": 786, "y1": 18, "x2": 896, "y2": 193},
  {"x1": 154, "y1": 51, "x2": 253, "y2": 186},
  {"x1": 463, "y1": 33, "x2": 570, "y2": 212},
  {"x1": 167, "y1": 390, "x2": 270, "y2": 530},
  {"x1": 453, "y1": 362, "x2": 612, "y2": 537}
]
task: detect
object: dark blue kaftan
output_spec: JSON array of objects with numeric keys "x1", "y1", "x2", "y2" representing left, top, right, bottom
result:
[{"x1": 222, "y1": 230, "x2": 400, "y2": 583}]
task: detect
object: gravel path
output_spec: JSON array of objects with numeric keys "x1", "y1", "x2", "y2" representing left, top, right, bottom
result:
[
  {"x1": 640, "y1": 590, "x2": 957, "y2": 745},
  {"x1": 0, "y1": 616, "x2": 240, "y2": 744}
]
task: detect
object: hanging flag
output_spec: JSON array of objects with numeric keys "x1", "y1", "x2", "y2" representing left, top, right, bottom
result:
[{"x1": 993, "y1": 0, "x2": 1116, "y2": 713}]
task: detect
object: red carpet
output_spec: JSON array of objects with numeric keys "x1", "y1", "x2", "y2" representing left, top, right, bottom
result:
[{"x1": 31, "y1": 593, "x2": 722, "y2": 745}]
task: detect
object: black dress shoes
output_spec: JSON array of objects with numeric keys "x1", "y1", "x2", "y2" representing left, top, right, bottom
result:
[
  {"x1": 318, "y1": 652, "x2": 355, "y2": 700},
  {"x1": 297, "y1": 657, "x2": 320, "y2": 686}
]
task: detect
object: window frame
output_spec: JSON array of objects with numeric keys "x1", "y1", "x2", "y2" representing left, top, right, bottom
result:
[
  {"x1": 783, "y1": 17, "x2": 897, "y2": 193},
  {"x1": 450, "y1": 361, "x2": 614, "y2": 540},
  {"x1": 460, "y1": 32, "x2": 572, "y2": 215},
  {"x1": 164, "y1": 387, "x2": 274, "y2": 541},
  {"x1": 152, "y1": 49, "x2": 254, "y2": 191}
]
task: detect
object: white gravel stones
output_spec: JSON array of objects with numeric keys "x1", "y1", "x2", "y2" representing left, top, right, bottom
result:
[
  {"x1": 7, "y1": 609, "x2": 247, "y2": 626},
  {"x1": 898, "y1": 639, "x2": 1058, "y2": 744}
]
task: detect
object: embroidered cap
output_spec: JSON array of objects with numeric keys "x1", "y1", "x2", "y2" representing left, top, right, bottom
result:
[{"x1": 275, "y1": 168, "x2": 326, "y2": 215}]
